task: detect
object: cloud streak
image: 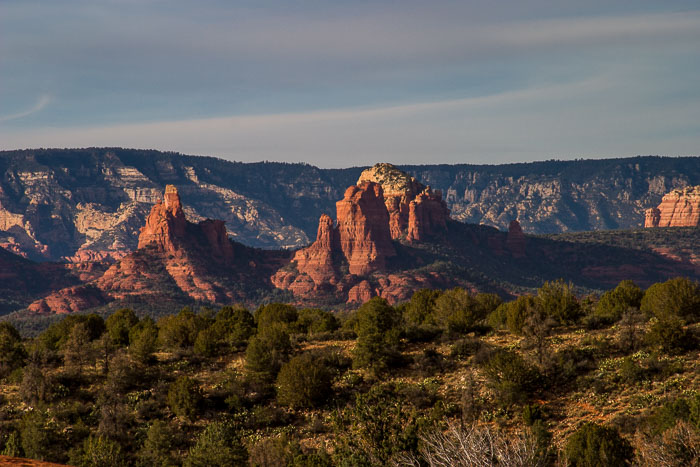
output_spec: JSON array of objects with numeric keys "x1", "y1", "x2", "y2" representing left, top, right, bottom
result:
[
  {"x1": 1, "y1": 74, "x2": 697, "y2": 167},
  {"x1": 1, "y1": 1, "x2": 699, "y2": 164},
  {"x1": 0, "y1": 95, "x2": 51, "y2": 123}
]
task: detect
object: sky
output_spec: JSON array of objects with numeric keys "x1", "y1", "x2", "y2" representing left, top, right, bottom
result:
[{"x1": 1, "y1": 0, "x2": 699, "y2": 168}]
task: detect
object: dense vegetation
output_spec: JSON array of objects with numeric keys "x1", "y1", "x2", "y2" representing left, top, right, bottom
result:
[{"x1": 0, "y1": 277, "x2": 698, "y2": 465}]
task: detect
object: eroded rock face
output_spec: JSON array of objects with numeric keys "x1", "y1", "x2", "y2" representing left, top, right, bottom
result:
[
  {"x1": 273, "y1": 180, "x2": 398, "y2": 302},
  {"x1": 358, "y1": 163, "x2": 449, "y2": 241},
  {"x1": 645, "y1": 208, "x2": 661, "y2": 228},
  {"x1": 0, "y1": 149, "x2": 312, "y2": 262},
  {"x1": 407, "y1": 192, "x2": 450, "y2": 242},
  {"x1": 293, "y1": 214, "x2": 339, "y2": 283},
  {"x1": 336, "y1": 182, "x2": 395, "y2": 275},
  {"x1": 27, "y1": 285, "x2": 107, "y2": 315},
  {"x1": 137, "y1": 185, "x2": 187, "y2": 251},
  {"x1": 27, "y1": 185, "x2": 274, "y2": 314},
  {"x1": 273, "y1": 169, "x2": 456, "y2": 303},
  {"x1": 645, "y1": 186, "x2": 700, "y2": 228}
]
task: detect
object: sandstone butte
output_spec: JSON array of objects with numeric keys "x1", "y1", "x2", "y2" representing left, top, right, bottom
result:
[
  {"x1": 273, "y1": 163, "x2": 526, "y2": 303},
  {"x1": 645, "y1": 186, "x2": 700, "y2": 228},
  {"x1": 26, "y1": 173, "x2": 528, "y2": 313},
  {"x1": 28, "y1": 185, "x2": 244, "y2": 313},
  {"x1": 357, "y1": 162, "x2": 450, "y2": 241}
]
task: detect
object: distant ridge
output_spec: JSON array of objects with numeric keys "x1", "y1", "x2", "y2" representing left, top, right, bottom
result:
[{"x1": 0, "y1": 148, "x2": 698, "y2": 262}]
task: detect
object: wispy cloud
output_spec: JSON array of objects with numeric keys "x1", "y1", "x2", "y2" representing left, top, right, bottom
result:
[
  {"x1": 0, "y1": 95, "x2": 51, "y2": 123},
  {"x1": 1, "y1": 74, "x2": 697, "y2": 167}
]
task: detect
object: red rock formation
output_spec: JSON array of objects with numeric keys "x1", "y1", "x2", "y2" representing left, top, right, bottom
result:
[
  {"x1": 358, "y1": 163, "x2": 449, "y2": 241},
  {"x1": 0, "y1": 455, "x2": 68, "y2": 466},
  {"x1": 407, "y1": 191, "x2": 449, "y2": 242},
  {"x1": 645, "y1": 186, "x2": 700, "y2": 228},
  {"x1": 336, "y1": 182, "x2": 396, "y2": 275},
  {"x1": 136, "y1": 185, "x2": 234, "y2": 264},
  {"x1": 137, "y1": 184, "x2": 187, "y2": 251},
  {"x1": 347, "y1": 280, "x2": 375, "y2": 303},
  {"x1": 27, "y1": 285, "x2": 107, "y2": 314},
  {"x1": 644, "y1": 208, "x2": 661, "y2": 228},
  {"x1": 272, "y1": 181, "x2": 397, "y2": 301},
  {"x1": 26, "y1": 185, "x2": 264, "y2": 314},
  {"x1": 292, "y1": 214, "x2": 339, "y2": 284},
  {"x1": 273, "y1": 167, "x2": 454, "y2": 303},
  {"x1": 506, "y1": 220, "x2": 526, "y2": 258}
]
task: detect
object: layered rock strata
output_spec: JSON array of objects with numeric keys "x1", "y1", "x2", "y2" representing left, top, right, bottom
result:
[
  {"x1": 336, "y1": 182, "x2": 396, "y2": 275},
  {"x1": 644, "y1": 186, "x2": 700, "y2": 228},
  {"x1": 28, "y1": 186, "x2": 283, "y2": 313},
  {"x1": 357, "y1": 163, "x2": 449, "y2": 241},
  {"x1": 272, "y1": 181, "x2": 396, "y2": 300}
]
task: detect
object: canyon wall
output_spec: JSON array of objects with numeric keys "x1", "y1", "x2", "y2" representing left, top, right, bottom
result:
[
  {"x1": 1, "y1": 149, "x2": 698, "y2": 263},
  {"x1": 644, "y1": 186, "x2": 700, "y2": 228}
]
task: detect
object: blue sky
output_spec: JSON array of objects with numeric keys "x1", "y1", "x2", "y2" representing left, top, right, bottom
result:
[{"x1": 1, "y1": 0, "x2": 699, "y2": 167}]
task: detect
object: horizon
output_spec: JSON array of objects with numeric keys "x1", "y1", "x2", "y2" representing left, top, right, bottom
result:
[
  {"x1": 1, "y1": 1, "x2": 700, "y2": 168},
  {"x1": 1, "y1": 146, "x2": 698, "y2": 171}
]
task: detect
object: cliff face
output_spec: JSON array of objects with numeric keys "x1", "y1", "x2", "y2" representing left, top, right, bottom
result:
[
  {"x1": 6, "y1": 171, "x2": 700, "y2": 317},
  {"x1": 0, "y1": 149, "x2": 317, "y2": 262},
  {"x1": 357, "y1": 163, "x2": 449, "y2": 241},
  {"x1": 28, "y1": 186, "x2": 287, "y2": 314},
  {"x1": 336, "y1": 182, "x2": 396, "y2": 275},
  {"x1": 1, "y1": 150, "x2": 699, "y2": 263},
  {"x1": 644, "y1": 186, "x2": 700, "y2": 228},
  {"x1": 272, "y1": 181, "x2": 397, "y2": 300},
  {"x1": 273, "y1": 166, "x2": 525, "y2": 304}
]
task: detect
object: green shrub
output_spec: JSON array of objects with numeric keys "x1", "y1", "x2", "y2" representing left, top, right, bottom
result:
[
  {"x1": 128, "y1": 317, "x2": 158, "y2": 363},
  {"x1": 105, "y1": 308, "x2": 139, "y2": 347},
  {"x1": 0, "y1": 322, "x2": 27, "y2": 379},
  {"x1": 70, "y1": 435, "x2": 125, "y2": 467},
  {"x1": 20, "y1": 410, "x2": 63, "y2": 462},
  {"x1": 211, "y1": 306, "x2": 255, "y2": 349},
  {"x1": 255, "y1": 303, "x2": 298, "y2": 333},
  {"x1": 564, "y1": 422, "x2": 633, "y2": 466},
  {"x1": 403, "y1": 289, "x2": 442, "y2": 326},
  {"x1": 432, "y1": 288, "x2": 483, "y2": 333},
  {"x1": 648, "y1": 395, "x2": 700, "y2": 434},
  {"x1": 276, "y1": 352, "x2": 334, "y2": 409},
  {"x1": 245, "y1": 324, "x2": 292, "y2": 379},
  {"x1": 193, "y1": 327, "x2": 219, "y2": 357},
  {"x1": 645, "y1": 315, "x2": 695, "y2": 354},
  {"x1": 296, "y1": 308, "x2": 340, "y2": 335},
  {"x1": 474, "y1": 293, "x2": 503, "y2": 318},
  {"x1": 167, "y1": 376, "x2": 202, "y2": 420},
  {"x1": 641, "y1": 277, "x2": 700, "y2": 322},
  {"x1": 38, "y1": 314, "x2": 105, "y2": 352},
  {"x1": 352, "y1": 297, "x2": 403, "y2": 374},
  {"x1": 1, "y1": 431, "x2": 21, "y2": 457},
  {"x1": 522, "y1": 403, "x2": 545, "y2": 426},
  {"x1": 450, "y1": 337, "x2": 484, "y2": 359},
  {"x1": 332, "y1": 383, "x2": 425, "y2": 465},
  {"x1": 619, "y1": 357, "x2": 645, "y2": 384},
  {"x1": 481, "y1": 349, "x2": 538, "y2": 406},
  {"x1": 537, "y1": 279, "x2": 581, "y2": 325},
  {"x1": 505, "y1": 295, "x2": 537, "y2": 334},
  {"x1": 184, "y1": 421, "x2": 247, "y2": 467},
  {"x1": 594, "y1": 280, "x2": 643, "y2": 325},
  {"x1": 248, "y1": 435, "x2": 332, "y2": 467},
  {"x1": 487, "y1": 303, "x2": 508, "y2": 329},
  {"x1": 137, "y1": 420, "x2": 175, "y2": 467},
  {"x1": 157, "y1": 308, "x2": 208, "y2": 351}
]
